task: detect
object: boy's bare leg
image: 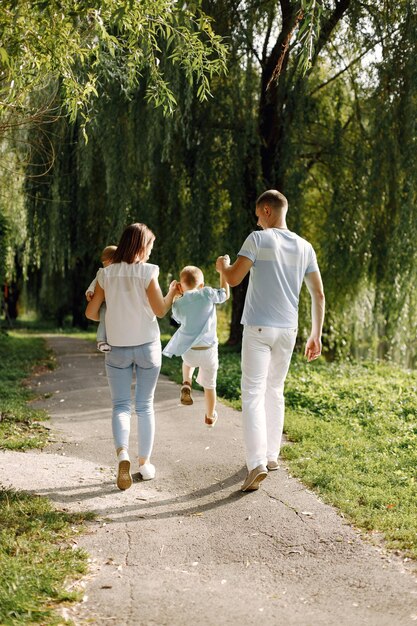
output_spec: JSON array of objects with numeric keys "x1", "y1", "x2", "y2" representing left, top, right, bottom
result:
[
  {"x1": 182, "y1": 363, "x2": 195, "y2": 385},
  {"x1": 181, "y1": 363, "x2": 195, "y2": 405},
  {"x1": 204, "y1": 388, "x2": 217, "y2": 425}
]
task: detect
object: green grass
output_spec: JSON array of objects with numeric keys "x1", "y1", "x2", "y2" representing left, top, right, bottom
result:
[
  {"x1": 0, "y1": 331, "x2": 94, "y2": 625},
  {"x1": 0, "y1": 490, "x2": 94, "y2": 626},
  {"x1": 161, "y1": 316, "x2": 417, "y2": 559},
  {"x1": 283, "y1": 357, "x2": 417, "y2": 559},
  {"x1": 0, "y1": 332, "x2": 54, "y2": 450}
]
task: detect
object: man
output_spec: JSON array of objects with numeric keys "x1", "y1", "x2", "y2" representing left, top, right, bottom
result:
[{"x1": 216, "y1": 190, "x2": 325, "y2": 492}]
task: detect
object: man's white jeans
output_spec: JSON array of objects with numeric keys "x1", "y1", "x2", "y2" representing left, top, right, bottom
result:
[{"x1": 241, "y1": 325, "x2": 297, "y2": 471}]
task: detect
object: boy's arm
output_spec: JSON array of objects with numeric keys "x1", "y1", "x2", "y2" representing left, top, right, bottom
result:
[
  {"x1": 219, "y1": 270, "x2": 230, "y2": 300},
  {"x1": 85, "y1": 276, "x2": 97, "y2": 301}
]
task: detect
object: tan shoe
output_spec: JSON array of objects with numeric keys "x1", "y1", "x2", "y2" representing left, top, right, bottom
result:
[
  {"x1": 241, "y1": 464, "x2": 268, "y2": 492},
  {"x1": 180, "y1": 382, "x2": 193, "y2": 405},
  {"x1": 267, "y1": 460, "x2": 279, "y2": 471}
]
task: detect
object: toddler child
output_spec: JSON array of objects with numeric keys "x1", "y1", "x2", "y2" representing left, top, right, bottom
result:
[
  {"x1": 163, "y1": 261, "x2": 230, "y2": 427},
  {"x1": 86, "y1": 245, "x2": 117, "y2": 352}
]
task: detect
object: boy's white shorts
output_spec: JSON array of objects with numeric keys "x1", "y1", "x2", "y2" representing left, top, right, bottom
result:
[{"x1": 182, "y1": 345, "x2": 218, "y2": 390}]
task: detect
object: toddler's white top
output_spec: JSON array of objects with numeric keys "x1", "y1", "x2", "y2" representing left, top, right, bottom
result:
[
  {"x1": 162, "y1": 287, "x2": 227, "y2": 358},
  {"x1": 85, "y1": 272, "x2": 98, "y2": 296},
  {"x1": 97, "y1": 262, "x2": 160, "y2": 346},
  {"x1": 238, "y1": 228, "x2": 319, "y2": 328}
]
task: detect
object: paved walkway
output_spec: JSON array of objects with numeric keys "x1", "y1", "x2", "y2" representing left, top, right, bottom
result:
[{"x1": 1, "y1": 336, "x2": 416, "y2": 625}]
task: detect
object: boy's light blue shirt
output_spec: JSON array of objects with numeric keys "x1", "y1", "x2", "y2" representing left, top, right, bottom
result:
[
  {"x1": 238, "y1": 228, "x2": 319, "y2": 328},
  {"x1": 162, "y1": 286, "x2": 227, "y2": 358}
]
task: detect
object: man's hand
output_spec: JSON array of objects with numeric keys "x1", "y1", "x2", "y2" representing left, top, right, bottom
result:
[
  {"x1": 86, "y1": 291, "x2": 94, "y2": 302},
  {"x1": 305, "y1": 336, "x2": 322, "y2": 362},
  {"x1": 216, "y1": 255, "x2": 230, "y2": 273}
]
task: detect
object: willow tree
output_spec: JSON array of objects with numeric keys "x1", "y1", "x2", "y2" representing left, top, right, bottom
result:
[
  {"x1": 0, "y1": 0, "x2": 227, "y2": 321},
  {"x1": 205, "y1": 0, "x2": 417, "y2": 351},
  {"x1": 0, "y1": 0, "x2": 227, "y2": 135}
]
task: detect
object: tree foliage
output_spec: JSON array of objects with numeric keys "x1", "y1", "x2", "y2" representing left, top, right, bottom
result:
[
  {"x1": 1, "y1": 1, "x2": 416, "y2": 366},
  {"x1": 0, "y1": 0, "x2": 227, "y2": 135}
]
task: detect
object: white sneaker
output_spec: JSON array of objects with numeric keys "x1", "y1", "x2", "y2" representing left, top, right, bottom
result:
[
  {"x1": 97, "y1": 341, "x2": 112, "y2": 352},
  {"x1": 138, "y1": 463, "x2": 156, "y2": 480},
  {"x1": 117, "y1": 449, "x2": 132, "y2": 490}
]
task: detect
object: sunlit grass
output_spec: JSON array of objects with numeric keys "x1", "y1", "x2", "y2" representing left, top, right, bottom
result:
[
  {"x1": 0, "y1": 331, "x2": 93, "y2": 625},
  {"x1": 0, "y1": 490, "x2": 94, "y2": 625}
]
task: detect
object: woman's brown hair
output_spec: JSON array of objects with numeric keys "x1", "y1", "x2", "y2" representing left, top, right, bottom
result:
[{"x1": 112, "y1": 223, "x2": 155, "y2": 264}]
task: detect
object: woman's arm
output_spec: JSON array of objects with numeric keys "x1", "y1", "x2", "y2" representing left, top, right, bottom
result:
[
  {"x1": 146, "y1": 278, "x2": 178, "y2": 318},
  {"x1": 85, "y1": 283, "x2": 105, "y2": 321}
]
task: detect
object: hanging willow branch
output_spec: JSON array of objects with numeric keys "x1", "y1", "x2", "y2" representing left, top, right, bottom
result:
[
  {"x1": 266, "y1": 0, "x2": 323, "y2": 89},
  {"x1": 266, "y1": 9, "x2": 304, "y2": 91}
]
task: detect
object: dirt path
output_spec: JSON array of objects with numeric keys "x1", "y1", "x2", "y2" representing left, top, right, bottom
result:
[{"x1": 1, "y1": 336, "x2": 416, "y2": 625}]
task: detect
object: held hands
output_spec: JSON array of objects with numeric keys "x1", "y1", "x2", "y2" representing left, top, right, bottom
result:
[
  {"x1": 168, "y1": 280, "x2": 182, "y2": 299},
  {"x1": 305, "y1": 336, "x2": 322, "y2": 362},
  {"x1": 216, "y1": 254, "x2": 230, "y2": 273},
  {"x1": 168, "y1": 279, "x2": 179, "y2": 293}
]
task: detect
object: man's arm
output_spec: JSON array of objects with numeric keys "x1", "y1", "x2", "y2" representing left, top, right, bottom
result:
[
  {"x1": 303, "y1": 271, "x2": 325, "y2": 362},
  {"x1": 216, "y1": 255, "x2": 253, "y2": 287}
]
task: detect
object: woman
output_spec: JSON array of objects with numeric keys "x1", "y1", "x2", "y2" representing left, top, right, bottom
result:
[{"x1": 86, "y1": 223, "x2": 177, "y2": 491}]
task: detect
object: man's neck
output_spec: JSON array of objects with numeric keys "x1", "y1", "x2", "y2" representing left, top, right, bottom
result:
[{"x1": 268, "y1": 220, "x2": 288, "y2": 230}]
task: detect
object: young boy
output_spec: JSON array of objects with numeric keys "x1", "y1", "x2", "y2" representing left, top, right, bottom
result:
[
  {"x1": 163, "y1": 262, "x2": 230, "y2": 427},
  {"x1": 86, "y1": 245, "x2": 117, "y2": 352}
]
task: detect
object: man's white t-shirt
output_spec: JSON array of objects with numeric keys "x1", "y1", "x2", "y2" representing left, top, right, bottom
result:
[
  {"x1": 238, "y1": 228, "x2": 319, "y2": 328},
  {"x1": 97, "y1": 262, "x2": 159, "y2": 346}
]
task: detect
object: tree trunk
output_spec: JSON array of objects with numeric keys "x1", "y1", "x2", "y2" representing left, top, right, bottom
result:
[
  {"x1": 227, "y1": 0, "x2": 352, "y2": 345},
  {"x1": 227, "y1": 275, "x2": 249, "y2": 346}
]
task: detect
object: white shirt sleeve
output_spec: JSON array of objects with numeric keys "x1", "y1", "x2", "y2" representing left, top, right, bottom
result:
[
  {"x1": 237, "y1": 232, "x2": 259, "y2": 263},
  {"x1": 144, "y1": 264, "x2": 159, "y2": 289},
  {"x1": 305, "y1": 245, "x2": 319, "y2": 274},
  {"x1": 85, "y1": 278, "x2": 97, "y2": 295},
  {"x1": 86, "y1": 269, "x2": 102, "y2": 294},
  {"x1": 96, "y1": 268, "x2": 105, "y2": 289},
  {"x1": 204, "y1": 286, "x2": 227, "y2": 304}
]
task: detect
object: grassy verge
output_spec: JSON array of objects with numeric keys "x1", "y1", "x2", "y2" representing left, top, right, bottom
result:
[
  {"x1": 0, "y1": 490, "x2": 94, "y2": 625},
  {"x1": 161, "y1": 317, "x2": 417, "y2": 559},
  {"x1": 0, "y1": 332, "x2": 54, "y2": 450},
  {"x1": 0, "y1": 331, "x2": 93, "y2": 625},
  {"x1": 283, "y1": 357, "x2": 417, "y2": 559}
]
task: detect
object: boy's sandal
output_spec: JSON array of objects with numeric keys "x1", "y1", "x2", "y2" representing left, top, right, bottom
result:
[{"x1": 205, "y1": 411, "x2": 218, "y2": 428}]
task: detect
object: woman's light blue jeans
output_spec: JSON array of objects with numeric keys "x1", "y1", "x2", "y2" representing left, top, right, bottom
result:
[{"x1": 105, "y1": 340, "x2": 161, "y2": 459}]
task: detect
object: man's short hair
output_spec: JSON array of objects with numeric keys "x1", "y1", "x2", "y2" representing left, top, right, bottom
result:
[
  {"x1": 256, "y1": 189, "x2": 288, "y2": 212},
  {"x1": 180, "y1": 266, "x2": 204, "y2": 288},
  {"x1": 101, "y1": 245, "x2": 117, "y2": 263}
]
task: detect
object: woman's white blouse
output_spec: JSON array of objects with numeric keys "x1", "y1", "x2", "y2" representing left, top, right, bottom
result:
[{"x1": 97, "y1": 262, "x2": 160, "y2": 347}]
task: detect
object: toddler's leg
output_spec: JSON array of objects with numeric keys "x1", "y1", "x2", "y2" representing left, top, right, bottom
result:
[
  {"x1": 204, "y1": 388, "x2": 218, "y2": 428},
  {"x1": 97, "y1": 303, "x2": 111, "y2": 352},
  {"x1": 180, "y1": 360, "x2": 195, "y2": 405},
  {"x1": 182, "y1": 362, "x2": 195, "y2": 386}
]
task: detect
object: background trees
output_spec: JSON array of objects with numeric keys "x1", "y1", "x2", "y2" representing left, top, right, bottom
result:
[{"x1": 1, "y1": 1, "x2": 416, "y2": 366}]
